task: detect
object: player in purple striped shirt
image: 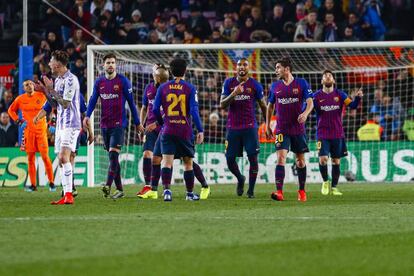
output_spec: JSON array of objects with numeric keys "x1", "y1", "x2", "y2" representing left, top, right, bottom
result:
[
  {"x1": 266, "y1": 57, "x2": 314, "y2": 202},
  {"x1": 313, "y1": 70, "x2": 362, "y2": 196},
  {"x1": 136, "y1": 64, "x2": 167, "y2": 196},
  {"x1": 152, "y1": 58, "x2": 204, "y2": 201},
  {"x1": 84, "y1": 53, "x2": 144, "y2": 199},
  {"x1": 220, "y1": 58, "x2": 267, "y2": 198}
]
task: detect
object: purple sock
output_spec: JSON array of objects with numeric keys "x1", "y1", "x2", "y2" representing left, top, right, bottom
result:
[
  {"x1": 184, "y1": 170, "x2": 195, "y2": 192},
  {"x1": 319, "y1": 163, "x2": 328, "y2": 181},
  {"x1": 114, "y1": 161, "x2": 123, "y2": 191},
  {"x1": 161, "y1": 167, "x2": 172, "y2": 190},
  {"x1": 275, "y1": 165, "x2": 285, "y2": 191},
  {"x1": 332, "y1": 164, "x2": 340, "y2": 187},
  {"x1": 226, "y1": 157, "x2": 243, "y2": 183},
  {"x1": 143, "y1": 158, "x2": 152, "y2": 185},
  {"x1": 106, "y1": 151, "x2": 119, "y2": 188},
  {"x1": 298, "y1": 166, "x2": 307, "y2": 191},
  {"x1": 151, "y1": 164, "x2": 161, "y2": 191},
  {"x1": 193, "y1": 162, "x2": 207, "y2": 188},
  {"x1": 248, "y1": 155, "x2": 258, "y2": 193}
]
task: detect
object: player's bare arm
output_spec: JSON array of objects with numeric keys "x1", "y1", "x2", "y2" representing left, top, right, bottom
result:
[
  {"x1": 258, "y1": 98, "x2": 267, "y2": 122},
  {"x1": 140, "y1": 105, "x2": 148, "y2": 127},
  {"x1": 298, "y1": 98, "x2": 314, "y2": 124},
  {"x1": 34, "y1": 81, "x2": 57, "y2": 107},
  {"x1": 220, "y1": 82, "x2": 245, "y2": 108},
  {"x1": 84, "y1": 118, "x2": 94, "y2": 145},
  {"x1": 266, "y1": 102, "x2": 275, "y2": 139},
  {"x1": 196, "y1": 132, "x2": 204, "y2": 144},
  {"x1": 355, "y1": 87, "x2": 364, "y2": 97},
  {"x1": 145, "y1": 122, "x2": 157, "y2": 132},
  {"x1": 39, "y1": 76, "x2": 71, "y2": 109}
]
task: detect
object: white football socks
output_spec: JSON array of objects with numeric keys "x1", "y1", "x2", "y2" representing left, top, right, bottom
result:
[{"x1": 61, "y1": 162, "x2": 73, "y2": 194}]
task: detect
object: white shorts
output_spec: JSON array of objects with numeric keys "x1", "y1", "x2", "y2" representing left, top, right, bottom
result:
[{"x1": 54, "y1": 128, "x2": 81, "y2": 153}]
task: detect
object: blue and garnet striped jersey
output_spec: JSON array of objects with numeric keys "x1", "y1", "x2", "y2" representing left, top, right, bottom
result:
[
  {"x1": 268, "y1": 78, "x2": 312, "y2": 135},
  {"x1": 142, "y1": 82, "x2": 163, "y2": 132},
  {"x1": 313, "y1": 88, "x2": 361, "y2": 139},
  {"x1": 221, "y1": 77, "x2": 264, "y2": 130},
  {"x1": 153, "y1": 79, "x2": 203, "y2": 140},
  {"x1": 86, "y1": 74, "x2": 140, "y2": 129}
]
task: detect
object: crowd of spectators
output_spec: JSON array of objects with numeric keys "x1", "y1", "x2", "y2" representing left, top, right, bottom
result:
[{"x1": 1, "y1": 0, "x2": 414, "y2": 146}]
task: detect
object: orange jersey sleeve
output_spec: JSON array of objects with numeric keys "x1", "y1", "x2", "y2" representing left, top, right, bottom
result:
[
  {"x1": 10, "y1": 92, "x2": 47, "y2": 132},
  {"x1": 7, "y1": 96, "x2": 20, "y2": 122}
]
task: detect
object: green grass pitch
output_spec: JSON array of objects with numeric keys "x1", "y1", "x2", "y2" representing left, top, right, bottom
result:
[{"x1": 1, "y1": 183, "x2": 414, "y2": 275}]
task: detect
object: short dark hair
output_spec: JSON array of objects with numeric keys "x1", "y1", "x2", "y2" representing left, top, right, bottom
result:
[
  {"x1": 322, "y1": 69, "x2": 334, "y2": 76},
  {"x1": 52, "y1": 50, "x2": 69, "y2": 66},
  {"x1": 169, "y1": 58, "x2": 187, "y2": 77},
  {"x1": 103, "y1": 53, "x2": 117, "y2": 62},
  {"x1": 275, "y1": 57, "x2": 292, "y2": 72}
]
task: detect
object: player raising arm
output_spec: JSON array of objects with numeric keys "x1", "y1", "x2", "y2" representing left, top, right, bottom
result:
[
  {"x1": 36, "y1": 50, "x2": 82, "y2": 205},
  {"x1": 220, "y1": 58, "x2": 267, "y2": 198},
  {"x1": 266, "y1": 57, "x2": 314, "y2": 202},
  {"x1": 83, "y1": 53, "x2": 144, "y2": 199},
  {"x1": 313, "y1": 70, "x2": 362, "y2": 196}
]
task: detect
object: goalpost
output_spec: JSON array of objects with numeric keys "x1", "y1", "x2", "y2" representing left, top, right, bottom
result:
[{"x1": 86, "y1": 42, "x2": 414, "y2": 187}]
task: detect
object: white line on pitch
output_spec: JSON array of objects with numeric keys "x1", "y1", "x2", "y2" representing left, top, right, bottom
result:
[{"x1": 0, "y1": 215, "x2": 409, "y2": 222}]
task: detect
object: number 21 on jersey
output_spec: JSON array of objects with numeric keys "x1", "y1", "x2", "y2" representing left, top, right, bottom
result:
[{"x1": 167, "y1": 93, "x2": 186, "y2": 116}]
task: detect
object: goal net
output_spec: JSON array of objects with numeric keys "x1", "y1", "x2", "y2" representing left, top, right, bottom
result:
[{"x1": 86, "y1": 42, "x2": 414, "y2": 187}]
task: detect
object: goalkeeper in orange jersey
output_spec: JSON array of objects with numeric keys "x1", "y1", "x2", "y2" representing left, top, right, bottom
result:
[{"x1": 8, "y1": 80, "x2": 55, "y2": 192}]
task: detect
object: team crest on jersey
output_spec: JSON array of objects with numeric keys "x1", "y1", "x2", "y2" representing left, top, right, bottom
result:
[
  {"x1": 246, "y1": 88, "x2": 252, "y2": 93},
  {"x1": 36, "y1": 99, "x2": 40, "y2": 104},
  {"x1": 114, "y1": 84, "x2": 120, "y2": 91},
  {"x1": 334, "y1": 97, "x2": 339, "y2": 102},
  {"x1": 293, "y1": 88, "x2": 299, "y2": 94}
]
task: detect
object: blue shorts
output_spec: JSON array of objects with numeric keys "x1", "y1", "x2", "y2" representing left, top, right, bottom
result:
[
  {"x1": 153, "y1": 135, "x2": 162, "y2": 157},
  {"x1": 275, "y1": 133, "x2": 309, "y2": 154},
  {"x1": 161, "y1": 134, "x2": 195, "y2": 158},
  {"x1": 102, "y1": 127, "x2": 124, "y2": 151},
  {"x1": 225, "y1": 128, "x2": 259, "y2": 158},
  {"x1": 317, "y1": 138, "x2": 348, "y2": 158},
  {"x1": 143, "y1": 130, "x2": 160, "y2": 152}
]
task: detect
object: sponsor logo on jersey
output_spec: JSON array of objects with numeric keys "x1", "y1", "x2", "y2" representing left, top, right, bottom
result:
[
  {"x1": 321, "y1": 105, "x2": 340, "y2": 111},
  {"x1": 170, "y1": 119, "x2": 186, "y2": 124},
  {"x1": 278, "y1": 97, "x2": 299, "y2": 104},
  {"x1": 234, "y1": 94, "x2": 251, "y2": 101},
  {"x1": 101, "y1": 93, "x2": 119, "y2": 100}
]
